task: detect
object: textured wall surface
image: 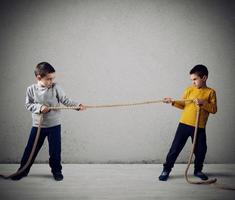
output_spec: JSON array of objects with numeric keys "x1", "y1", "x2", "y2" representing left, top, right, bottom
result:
[{"x1": 0, "y1": 0, "x2": 234, "y2": 163}]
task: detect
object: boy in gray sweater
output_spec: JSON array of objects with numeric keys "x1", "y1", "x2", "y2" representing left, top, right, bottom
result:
[{"x1": 12, "y1": 62, "x2": 85, "y2": 181}]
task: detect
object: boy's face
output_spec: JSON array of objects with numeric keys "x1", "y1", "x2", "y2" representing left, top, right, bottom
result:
[
  {"x1": 190, "y1": 73, "x2": 207, "y2": 88},
  {"x1": 37, "y1": 72, "x2": 55, "y2": 88}
]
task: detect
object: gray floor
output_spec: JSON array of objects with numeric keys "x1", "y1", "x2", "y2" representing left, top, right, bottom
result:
[{"x1": 0, "y1": 164, "x2": 234, "y2": 200}]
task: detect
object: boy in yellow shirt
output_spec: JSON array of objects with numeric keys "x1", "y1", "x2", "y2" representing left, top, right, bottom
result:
[{"x1": 159, "y1": 65, "x2": 217, "y2": 181}]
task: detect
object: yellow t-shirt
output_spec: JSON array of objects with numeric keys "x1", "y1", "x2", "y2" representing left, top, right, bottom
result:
[{"x1": 173, "y1": 86, "x2": 217, "y2": 128}]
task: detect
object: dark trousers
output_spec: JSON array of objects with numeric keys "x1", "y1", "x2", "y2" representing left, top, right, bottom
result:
[
  {"x1": 163, "y1": 123, "x2": 207, "y2": 172},
  {"x1": 19, "y1": 125, "x2": 62, "y2": 174}
]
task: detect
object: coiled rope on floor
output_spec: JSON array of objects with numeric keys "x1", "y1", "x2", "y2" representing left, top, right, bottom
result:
[{"x1": 0, "y1": 98, "x2": 234, "y2": 190}]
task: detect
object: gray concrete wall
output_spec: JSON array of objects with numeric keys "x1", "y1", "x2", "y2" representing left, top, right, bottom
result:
[{"x1": 0, "y1": 0, "x2": 234, "y2": 163}]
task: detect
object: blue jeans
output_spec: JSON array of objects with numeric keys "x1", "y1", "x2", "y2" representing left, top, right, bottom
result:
[{"x1": 19, "y1": 125, "x2": 62, "y2": 174}]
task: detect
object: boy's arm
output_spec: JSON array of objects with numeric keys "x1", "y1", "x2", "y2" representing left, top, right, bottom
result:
[
  {"x1": 172, "y1": 100, "x2": 185, "y2": 109},
  {"x1": 25, "y1": 87, "x2": 43, "y2": 114},
  {"x1": 201, "y1": 90, "x2": 217, "y2": 114},
  {"x1": 171, "y1": 88, "x2": 189, "y2": 109},
  {"x1": 55, "y1": 84, "x2": 80, "y2": 107}
]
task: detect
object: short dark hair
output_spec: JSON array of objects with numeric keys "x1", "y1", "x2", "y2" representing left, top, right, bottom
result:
[
  {"x1": 34, "y1": 62, "x2": 55, "y2": 77},
  {"x1": 190, "y1": 64, "x2": 208, "y2": 78}
]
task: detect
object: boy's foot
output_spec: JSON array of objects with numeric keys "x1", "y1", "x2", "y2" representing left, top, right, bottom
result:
[
  {"x1": 11, "y1": 172, "x2": 28, "y2": 181},
  {"x1": 159, "y1": 170, "x2": 170, "y2": 181},
  {"x1": 194, "y1": 171, "x2": 208, "y2": 180},
  {"x1": 53, "y1": 172, "x2": 63, "y2": 181}
]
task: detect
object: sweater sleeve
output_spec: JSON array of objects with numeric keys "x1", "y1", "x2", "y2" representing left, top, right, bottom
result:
[
  {"x1": 202, "y1": 90, "x2": 217, "y2": 114},
  {"x1": 25, "y1": 87, "x2": 42, "y2": 114},
  {"x1": 172, "y1": 88, "x2": 189, "y2": 110},
  {"x1": 55, "y1": 84, "x2": 79, "y2": 107}
]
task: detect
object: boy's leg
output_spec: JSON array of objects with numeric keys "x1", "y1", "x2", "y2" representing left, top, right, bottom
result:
[
  {"x1": 192, "y1": 128, "x2": 207, "y2": 179},
  {"x1": 163, "y1": 123, "x2": 190, "y2": 171},
  {"x1": 47, "y1": 125, "x2": 62, "y2": 178},
  {"x1": 12, "y1": 127, "x2": 47, "y2": 180},
  {"x1": 159, "y1": 123, "x2": 190, "y2": 181}
]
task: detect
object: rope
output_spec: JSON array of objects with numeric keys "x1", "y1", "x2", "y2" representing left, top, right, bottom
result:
[
  {"x1": 0, "y1": 114, "x2": 43, "y2": 179},
  {"x1": 0, "y1": 98, "x2": 234, "y2": 190},
  {"x1": 184, "y1": 106, "x2": 235, "y2": 190},
  {"x1": 184, "y1": 106, "x2": 217, "y2": 184},
  {"x1": 0, "y1": 98, "x2": 177, "y2": 179},
  {"x1": 48, "y1": 99, "x2": 193, "y2": 110}
]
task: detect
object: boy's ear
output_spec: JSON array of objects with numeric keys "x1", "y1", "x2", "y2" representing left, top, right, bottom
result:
[
  {"x1": 202, "y1": 75, "x2": 207, "y2": 81},
  {"x1": 36, "y1": 75, "x2": 41, "y2": 80}
]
